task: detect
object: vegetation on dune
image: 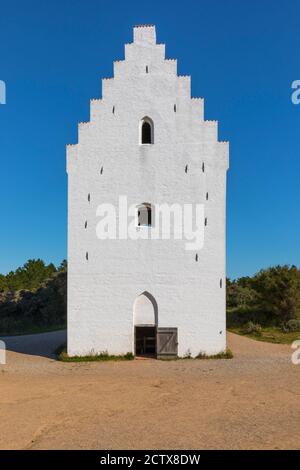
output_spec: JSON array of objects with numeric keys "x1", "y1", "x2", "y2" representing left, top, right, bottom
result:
[
  {"x1": 0, "y1": 259, "x2": 67, "y2": 292},
  {"x1": 0, "y1": 259, "x2": 300, "y2": 343},
  {"x1": 227, "y1": 265, "x2": 300, "y2": 343},
  {"x1": 0, "y1": 259, "x2": 67, "y2": 335},
  {"x1": 228, "y1": 325, "x2": 300, "y2": 344}
]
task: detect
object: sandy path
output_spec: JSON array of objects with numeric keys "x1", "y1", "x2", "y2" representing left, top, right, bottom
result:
[
  {"x1": 1, "y1": 330, "x2": 67, "y2": 358},
  {"x1": 0, "y1": 332, "x2": 299, "y2": 449}
]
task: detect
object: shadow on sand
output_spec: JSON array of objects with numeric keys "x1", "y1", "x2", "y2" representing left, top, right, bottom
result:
[{"x1": 0, "y1": 329, "x2": 67, "y2": 359}]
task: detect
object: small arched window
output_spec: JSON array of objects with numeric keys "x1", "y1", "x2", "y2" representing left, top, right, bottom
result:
[
  {"x1": 137, "y1": 203, "x2": 152, "y2": 227},
  {"x1": 140, "y1": 117, "x2": 154, "y2": 144}
]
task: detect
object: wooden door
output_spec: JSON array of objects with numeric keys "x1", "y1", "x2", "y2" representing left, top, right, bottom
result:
[{"x1": 157, "y1": 327, "x2": 178, "y2": 359}]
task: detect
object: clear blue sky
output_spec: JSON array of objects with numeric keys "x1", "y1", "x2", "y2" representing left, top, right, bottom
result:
[{"x1": 0, "y1": 0, "x2": 299, "y2": 278}]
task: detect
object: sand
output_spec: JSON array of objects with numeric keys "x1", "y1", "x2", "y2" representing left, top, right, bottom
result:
[{"x1": 0, "y1": 331, "x2": 299, "y2": 449}]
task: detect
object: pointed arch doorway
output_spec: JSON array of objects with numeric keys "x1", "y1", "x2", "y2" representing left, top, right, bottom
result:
[{"x1": 133, "y1": 292, "x2": 158, "y2": 357}]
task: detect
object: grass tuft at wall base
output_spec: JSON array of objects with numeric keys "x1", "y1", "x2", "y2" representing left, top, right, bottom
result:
[
  {"x1": 56, "y1": 344, "x2": 134, "y2": 362},
  {"x1": 196, "y1": 348, "x2": 233, "y2": 360}
]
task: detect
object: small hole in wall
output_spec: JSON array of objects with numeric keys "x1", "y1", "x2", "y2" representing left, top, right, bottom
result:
[
  {"x1": 88, "y1": 193, "x2": 90, "y2": 202},
  {"x1": 86, "y1": 252, "x2": 89, "y2": 261},
  {"x1": 219, "y1": 330, "x2": 223, "y2": 335},
  {"x1": 205, "y1": 217, "x2": 207, "y2": 226},
  {"x1": 112, "y1": 106, "x2": 115, "y2": 114},
  {"x1": 100, "y1": 166, "x2": 103, "y2": 175},
  {"x1": 185, "y1": 164, "x2": 188, "y2": 173},
  {"x1": 195, "y1": 254, "x2": 198, "y2": 262},
  {"x1": 206, "y1": 192, "x2": 209, "y2": 200},
  {"x1": 85, "y1": 221, "x2": 87, "y2": 229},
  {"x1": 146, "y1": 65, "x2": 148, "y2": 73},
  {"x1": 220, "y1": 278, "x2": 223, "y2": 288},
  {"x1": 202, "y1": 162, "x2": 205, "y2": 172},
  {"x1": 174, "y1": 104, "x2": 177, "y2": 112}
]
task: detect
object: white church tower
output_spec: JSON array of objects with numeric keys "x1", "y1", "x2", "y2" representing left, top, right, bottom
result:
[{"x1": 66, "y1": 25, "x2": 229, "y2": 358}]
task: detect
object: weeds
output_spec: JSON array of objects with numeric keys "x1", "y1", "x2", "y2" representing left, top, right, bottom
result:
[
  {"x1": 56, "y1": 344, "x2": 134, "y2": 362},
  {"x1": 196, "y1": 349, "x2": 233, "y2": 360}
]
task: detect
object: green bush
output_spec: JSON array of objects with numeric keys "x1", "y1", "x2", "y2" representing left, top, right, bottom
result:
[
  {"x1": 0, "y1": 270, "x2": 66, "y2": 335},
  {"x1": 251, "y1": 265, "x2": 300, "y2": 323},
  {"x1": 242, "y1": 321, "x2": 262, "y2": 336},
  {"x1": 282, "y1": 319, "x2": 300, "y2": 332},
  {"x1": 227, "y1": 279, "x2": 258, "y2": 308},
  {"x1": 227, "y1": 307, "x2": 272, "y2": 328},
  {"x1": 227, "y1": 265, "x2": 300, "y2": 326}
]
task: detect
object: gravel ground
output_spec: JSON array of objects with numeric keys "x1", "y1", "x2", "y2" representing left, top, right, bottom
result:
[{"x1": 0, "y1": 331, "x2": 299, "y2": 449}]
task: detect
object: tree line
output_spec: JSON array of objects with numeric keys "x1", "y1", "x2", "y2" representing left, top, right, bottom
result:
[
  {"x1": 0, "y1": 259, "x2": 67, "y2": 292},
  {"x1": 0, "y1": 260, "x2": 300, "y2": 332},
  {"x1": 227, "y1": 265, "x2": 300, "y2": 327},
  {"x1": 0, "y1": 259, "x2": 67, "y2": 335}
]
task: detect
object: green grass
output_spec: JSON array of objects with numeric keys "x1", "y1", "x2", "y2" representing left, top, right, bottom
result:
[
  {"x1": 56, "y1": 344, "x2": 134, "y2": 362},
  {"x1": 196, "y1": 348, "x2": 233, "y2": 359},
  {"x1": 56, "y1": 344, "x2": 233, "y2": 362},
  {"x1": 228, "y1": 326, "x2": 300, "y2": 344}
]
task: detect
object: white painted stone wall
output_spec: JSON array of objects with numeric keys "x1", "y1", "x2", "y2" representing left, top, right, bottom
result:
[{"x1": 67, "y1": 25, "x2": 229, "y2": 357}]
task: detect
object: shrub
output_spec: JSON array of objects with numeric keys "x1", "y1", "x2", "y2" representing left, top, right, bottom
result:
[
  {"x1": 0, "y1": 270, "x2": 66, "y2": 335},
  {"x1": 227, "y1": 280, "x2": 258, "y2": 309},
  {"x1": 252, "y1": 265, "x2": 300, "y2": 323},
  {"x1": 242, "y1": 321, "x2": 262, "y2": 336},
  {"x1": 282, "y1": 319, "x2": 300, "y2": 332},
  {"x1": 196, "y1": 348, "x2": 233, "y2": 359},
  {"x1": 227, "y1": 266, "x2": 300, "y2": 326},
  {"x1": 227, "y1": 307, "x2": 272, "y2": 328},
  {"x1": 183, "y1": 349, "x2": 192, "y2": 359}
]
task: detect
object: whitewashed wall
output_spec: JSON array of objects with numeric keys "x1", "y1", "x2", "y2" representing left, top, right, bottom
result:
[{"x1": 67, "y1": 25, "x2": 229, "y2": 357}]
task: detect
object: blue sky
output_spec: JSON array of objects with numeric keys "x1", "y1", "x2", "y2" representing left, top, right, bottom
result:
[{"x1": 0, "y1": 0, "x2": 299, "y2": 278}]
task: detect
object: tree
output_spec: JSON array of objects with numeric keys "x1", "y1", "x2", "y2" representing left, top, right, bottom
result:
[
  {"x1": 3, "y1": 259, "x2": 57, "y2": 291},
  {"x1": 252, "y1": 265, "x2": 300, "y2": 322},
  {"x1": 58, "y1": 259, "x2": 67, "y2": 272},
  {"x1": 0, "y1": 274, "x2": 7, "y2": 292},
  {"x1": 227, "y1": 278, "x2": 258, "y2": 308}
]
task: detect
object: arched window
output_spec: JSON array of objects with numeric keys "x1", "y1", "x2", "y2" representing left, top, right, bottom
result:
[
  {"x1": 137, "y1": 203, "x2": 152, "y2": 227},
  {"x1": 140, "y1": 117, "x2": 154, "y2": 144}
]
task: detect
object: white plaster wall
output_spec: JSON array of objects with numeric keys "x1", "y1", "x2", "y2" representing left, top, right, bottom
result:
[{"x1": 67, "y1": 25, "x2": 229, "y2": 357}]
